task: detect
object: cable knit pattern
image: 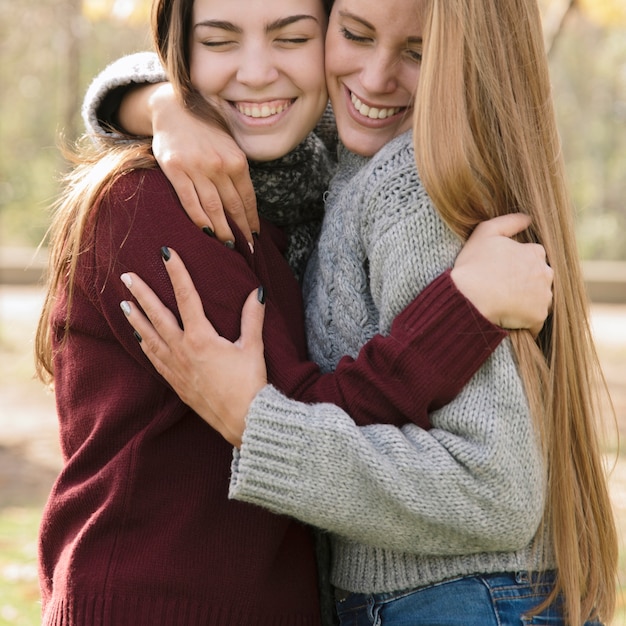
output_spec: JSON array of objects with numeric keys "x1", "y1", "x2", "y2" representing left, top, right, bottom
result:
[{"x1": 231, "y1": 131, "x2": 552, "y2": 594}]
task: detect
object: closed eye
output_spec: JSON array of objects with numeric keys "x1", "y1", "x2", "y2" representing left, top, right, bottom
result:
[{"x1": 340, "y1": 26, "x2": 371, "y2": 44}]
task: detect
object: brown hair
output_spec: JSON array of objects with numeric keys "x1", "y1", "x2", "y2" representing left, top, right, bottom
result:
[
  {"x1": 413, "y1": 0, "x2": 617, "y2": 623},
  {"x1": 34, "y1": 140, "x2": 155, "y2": 383},
  {"x1": 151, "y1": 0, "x2": 229, "y2": 131}
]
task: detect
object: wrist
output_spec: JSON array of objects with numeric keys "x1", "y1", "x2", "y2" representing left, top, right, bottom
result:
[
  {"x1": 450, "y1": 265, "x2": 500, "y2": 326},
  {"x1": 119, "y1": 82, "x2": 169, "y2": 137}
]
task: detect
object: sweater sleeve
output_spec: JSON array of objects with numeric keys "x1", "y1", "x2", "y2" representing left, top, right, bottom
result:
[
  {"x1": 82, "y1": 52, "x2": 166, "y2": 141},
  {"x1": 231, "y1": 342, "x2": 545, "y2": 556},
  {"x1": 282, "y1": 271, "x2": 506, "y2": 428},
  {"x1": 91, "y1": 168, "x2": 501, "y2": 436}
]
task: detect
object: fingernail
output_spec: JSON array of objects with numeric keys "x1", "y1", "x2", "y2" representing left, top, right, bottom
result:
[
  {"x1": 161, "y1": 246, "x2": 171, "y2": 261},
  {"x1": 224, "y1": 240, "x2": 235, "y2": 250},
  {"x1": 120, "y1": 273, "x2": 132, "y2": 289},
  {"x1": 202, "y1": 226, "x2": 216, "y2": 238},
  {"x1": 133, "y1": 330, "x2": 142, "y2": 343},
  {"x1": 257, "y1": 286, "x2": 266, "y2": 304},
  {"x1": 248, "y1": 241, "x2": 254, "y2": 254},
  {"x1": 252, "y1": 231, "x2": 259, "y2": 239},
  {"x1": 120, "y1": 301, "x2": 131, "y2": 317}
]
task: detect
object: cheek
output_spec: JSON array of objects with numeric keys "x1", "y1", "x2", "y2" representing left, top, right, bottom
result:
[
  {"x1": 403, "y1": 64, "x2": 421, "y2": 99},
  {"x1": 190, "y1": 57, "x2": 224, "y2": 95},
  {"x1": 300, "y1": 46, "x2": 327, "y2": 95},
  {"x1": 324, "y1": 31, "x2": 344, "y2": 83}
]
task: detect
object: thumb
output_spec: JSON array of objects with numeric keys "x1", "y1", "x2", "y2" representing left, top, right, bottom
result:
[
  {"x1": 475, "y1": 213, "x2": 532, "y2": 239},
  {"x1": 238, "y1": 287, "x2": 266, "y2": 352}
]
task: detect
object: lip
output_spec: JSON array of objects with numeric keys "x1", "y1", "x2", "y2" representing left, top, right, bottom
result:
[
  {"x1": 343, "y1": 86, "x2": 409, "y2": 128},
  {"x1": 228, "y1": 98, "x2": 296, "y2": 126}
]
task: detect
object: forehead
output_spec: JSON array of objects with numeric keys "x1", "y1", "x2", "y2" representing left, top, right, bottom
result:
[
  {"x1": 192, "y1": 0, "x2": 326, "y2": 20},
  {"x1": 331, "y1": 0, "x2": 426, "y2": 34}
]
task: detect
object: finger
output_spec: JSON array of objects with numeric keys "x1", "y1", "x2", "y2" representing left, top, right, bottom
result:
[
  {"x1": 160, "y1": 165, "x2": 215, "y2": 232},
  {"x1": 195, "y1": 188, "x2": 237, "y2": 246},
  {"x1": 209, "y1": 177, "x2": 254, "y2": 245},
  {"x1": 120, "y1": 271, "x2": 183, "y2": 345},
  {"x1": 160, "y1": 247, "x2": 220, "y2": 337},
  {"x1": 474, "y1": 213, "x2": 532, "y2": 239},
  {"x1": 191, "y1": 176, "x2": 239, "y2": 244},
  {"x1": 213, "y1": 143, "x2": 259, "y2": 235},
  {"x1": 119, "y1": 296, "x2": 185, "y2": 388},
  {"x1": 120, "y1": 298, "x2": 170, "y2": 363},
  {"x1": 230, "y1": 169, "x2": 260, "y2": 235},
  {"x1": 238, "y1": 287, "x2": 266, "y2": 352}
]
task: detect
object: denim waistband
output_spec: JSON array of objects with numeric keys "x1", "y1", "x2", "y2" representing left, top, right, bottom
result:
[{"x1": 334, "y1": 570, "x2": 558, "y2": 606}]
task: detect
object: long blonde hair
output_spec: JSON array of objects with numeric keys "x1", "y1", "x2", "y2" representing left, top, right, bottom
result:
[{"x1": 414, "y1": 1, "x2": 617, "y2": 623}]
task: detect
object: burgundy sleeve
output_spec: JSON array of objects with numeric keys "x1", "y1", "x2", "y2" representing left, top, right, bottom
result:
[
  {"x1": 247, "y1": 216, "x2": 507, "y2": 432},
  {"x1": 267, "y1": 271, "x2": 506, "y2": 430},
  {"x1": 93, "y1": 168, "x2": 506, "y2": 434}
]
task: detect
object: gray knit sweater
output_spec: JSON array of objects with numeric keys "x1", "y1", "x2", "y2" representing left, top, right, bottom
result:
[{"x1": 231, "y1": 131, "x2": 552, "y2": 594}]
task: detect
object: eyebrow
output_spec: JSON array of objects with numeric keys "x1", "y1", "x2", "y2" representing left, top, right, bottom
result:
[
  {"x1": 266, "y1": 15, "x2": 319, "y2": 33},
  {"x1": 338, "y1": 10, "x2": 422, "y2": 44},
  {"x1": 194, "y1": 15, "x2": 319, "y2": 34}
]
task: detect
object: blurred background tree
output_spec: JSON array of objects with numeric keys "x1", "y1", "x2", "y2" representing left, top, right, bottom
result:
[
  {"x1": 0, "y1": 0, "x2": 624, "y2": 259},
  {"x1": 0, "y1": 0, "x2": 151, "y2": 248}
]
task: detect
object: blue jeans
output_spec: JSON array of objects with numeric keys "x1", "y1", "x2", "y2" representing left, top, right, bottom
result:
[{"x1": 335, "y1": 571, "x2": 603, "y2": 625}]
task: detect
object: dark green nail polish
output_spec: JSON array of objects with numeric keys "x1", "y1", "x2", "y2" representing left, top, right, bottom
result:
[
  {"x1": 133, "y1": 330, "x2": 142, "y2": 343},
  {"x1": 161, "y1": 246, "x2": 171, "y2": 261},
  {"x1": 257, "y1": 286, "x2": 266, "y2": 304},
  {"x1": 252, "y1": 231, "x2": 259, "y2": 239},
  {"x1": 224, "y1": 240, "x2": 235, "y2": 250},
  {"x1": 202, "y1": 226, "x2": 216, "y2": 238}
]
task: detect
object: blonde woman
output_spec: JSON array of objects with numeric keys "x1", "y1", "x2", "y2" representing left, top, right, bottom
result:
[{"x1": 118, "y1": 0, "x2": 617, "y2": 624}]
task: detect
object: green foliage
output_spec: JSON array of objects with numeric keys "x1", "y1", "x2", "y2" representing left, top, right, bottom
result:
[{"x1": 0, "y1": 508, "x2": 42, "y2": 625}]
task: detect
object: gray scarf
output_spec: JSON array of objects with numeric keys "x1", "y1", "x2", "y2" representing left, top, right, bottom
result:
[{"x1": 249, "y1": 112, "x2": 337, "y2": 282}]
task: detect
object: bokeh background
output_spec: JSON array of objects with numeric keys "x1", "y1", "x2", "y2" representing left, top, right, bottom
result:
[{"x1": 0, "y1": 0, "x2": 625, "y2": 624}]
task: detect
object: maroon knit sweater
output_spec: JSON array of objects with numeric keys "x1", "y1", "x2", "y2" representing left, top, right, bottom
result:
[{"x1": 39, "y1": 168, "x2": 504, "y2": 625}]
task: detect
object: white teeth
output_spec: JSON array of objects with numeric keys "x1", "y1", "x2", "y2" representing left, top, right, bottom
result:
[
  {"x1": 350, "y1": 93, "x2": 400, "y2": 119},
  {"x1": 235, "y1": 102, "x2": 291, "y2": 118}
]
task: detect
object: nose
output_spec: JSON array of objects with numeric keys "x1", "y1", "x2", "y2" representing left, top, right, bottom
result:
[
  {"x1": 236, "y1": 43, "x2": 280, "y2": 88},
  {"x1": 359, "y1": 49, "x2": 399, "y2": 95}
]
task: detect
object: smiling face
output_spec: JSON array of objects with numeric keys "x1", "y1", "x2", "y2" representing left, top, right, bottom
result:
[
  {"x1": 189, "y1": 0, "x2": 328, "y2": 161},
  {"x1": 325, "y1": 0, "x2": 425, "y2": 157}
]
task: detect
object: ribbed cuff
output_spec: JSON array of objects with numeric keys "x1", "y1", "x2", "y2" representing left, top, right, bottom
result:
[{"x1": 390, "y1": 270, "x2": 507, "y2": 394}]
